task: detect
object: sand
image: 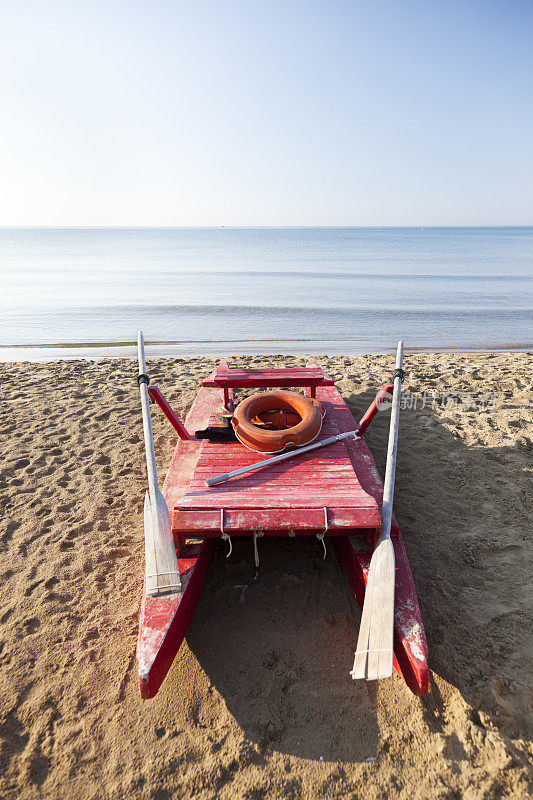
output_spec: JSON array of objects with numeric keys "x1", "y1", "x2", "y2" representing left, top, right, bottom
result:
[{"x1": 0, "y1": 351, "x2": 531, "y2": 799}]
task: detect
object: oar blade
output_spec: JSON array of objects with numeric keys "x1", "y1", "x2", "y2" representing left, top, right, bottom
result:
[
  {"x1": 351, "y1": 537, "x2": 395, "y2": 680},
  {"x1": 351, "y1": 556, "x2": 375, "y2": 679},
  {"x1": 144, "y1": 488, "x2": 181, "y2": 596}
]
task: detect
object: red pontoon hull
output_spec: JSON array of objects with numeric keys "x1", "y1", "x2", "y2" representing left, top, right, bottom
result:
[{"x1": 137, "y1": 541, "x2": 213, "y2": 699}]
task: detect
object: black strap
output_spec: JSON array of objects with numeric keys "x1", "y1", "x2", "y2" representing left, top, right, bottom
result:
[
  {"x1": 392, "y1": 368, "x2": 406, "y2": 381},
  {"x1": 195, "y1": 426, "x2": 237, "y2": 442},
  {"x1": 137, "y1": 373, "x2": 150, "y2": 386}
]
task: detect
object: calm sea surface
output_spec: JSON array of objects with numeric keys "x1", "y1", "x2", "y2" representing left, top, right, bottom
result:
[{"x1": 0, "y1": 227, "x2": 531, "y2": 360}]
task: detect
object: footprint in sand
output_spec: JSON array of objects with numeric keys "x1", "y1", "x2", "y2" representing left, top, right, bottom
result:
[
  {"x1": 24, "y1": 581, "x2": 44, "y2": 597},
  {"x1": 23, "y1": 618, "x2": 41, "y2": 634},
  {"x1": 0, "y1": 607, "x2": 14, "y2": 624}
]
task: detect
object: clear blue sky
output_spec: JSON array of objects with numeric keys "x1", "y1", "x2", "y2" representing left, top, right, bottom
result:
[{"x1": 1, "y1": 0, "x2": 532, "y2": 226}]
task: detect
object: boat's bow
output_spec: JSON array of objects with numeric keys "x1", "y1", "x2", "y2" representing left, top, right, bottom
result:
[{"x1": 137, "y1": 541, "x2": 214, "y2": 698}]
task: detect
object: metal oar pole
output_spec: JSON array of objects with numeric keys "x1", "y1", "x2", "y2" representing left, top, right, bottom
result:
[
  {"x1": 138, "y1": 332, "x2": 158, "y2": 503},
  {"x1": 352, "y1": 340, "x2": 404, "y2": 681},
  {"x1": 205, "y1": 429, "x2": 360, "y2": 487},
  {"x1": 137, "y1": 331, "x2": 181, "y2": 595}
]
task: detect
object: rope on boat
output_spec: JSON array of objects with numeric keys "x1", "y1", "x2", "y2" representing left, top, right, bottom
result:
[
  {"x1": 253, "y1": 531, "x2": 264, "y2": 580},
  {"x1": 220, "y1": 509, "x2": 232, "y2": 557},
  {"x1": 233, "y1": 531, "x2": 264, "y2": 602},
  {"x1": 145, "y1": 571, "x2": 182, "y2": 592},
  {"x1": 234, "y1": 584, "x2": 248, "y2": 603},
  {"x1": 316, "y1": 507, "x2": 328, "y2": 560}
]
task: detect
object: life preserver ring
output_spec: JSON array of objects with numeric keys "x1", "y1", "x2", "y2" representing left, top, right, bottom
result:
[{"x1": 232, "y1": 390, "x2": 325, "y2": 454}]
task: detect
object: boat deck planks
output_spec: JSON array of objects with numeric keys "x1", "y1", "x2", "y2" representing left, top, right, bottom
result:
[{"x1": 177, "y1": 398, "x2": 381, "y2": 535}]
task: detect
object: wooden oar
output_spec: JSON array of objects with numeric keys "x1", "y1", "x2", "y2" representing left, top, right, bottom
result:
[
  {"x1": 137, "y1": 331, "x2": 181, "y2": 596},
  {"x1": 351, "y1": 340, "x2": 404, "y2": 681}
]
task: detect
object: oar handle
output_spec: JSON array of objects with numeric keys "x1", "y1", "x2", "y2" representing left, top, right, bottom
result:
[
  {"x1": 137, "y1": 331, "x2": 159, "y2": 500},
  {"x1": 379, "y1": 341, "x2": 404, "y2": 541},
  {"x1": 138, "y1": 330, "x2": 148, "y2": 376},
  {"x1": 206, "y1": 473, "x2": 231, "y2": 487}
]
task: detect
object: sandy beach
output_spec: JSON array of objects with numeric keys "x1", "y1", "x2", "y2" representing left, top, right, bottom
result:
[{"x1": 0, "y1": 351, "x2": 531, "y2": 799}]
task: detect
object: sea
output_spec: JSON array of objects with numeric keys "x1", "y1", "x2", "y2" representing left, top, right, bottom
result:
[{"x1": 0, "y1": 227, "x2": 531, "y2": 361}]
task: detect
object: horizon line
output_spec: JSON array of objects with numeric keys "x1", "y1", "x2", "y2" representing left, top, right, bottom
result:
[{"x1": 1, "y1": 224, "x2": 532, "y2": 230}]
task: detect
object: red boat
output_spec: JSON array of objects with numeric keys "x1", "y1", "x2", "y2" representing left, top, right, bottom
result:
[{"x1": 136, "y1": 358, "x2": 429, "y2": 699}]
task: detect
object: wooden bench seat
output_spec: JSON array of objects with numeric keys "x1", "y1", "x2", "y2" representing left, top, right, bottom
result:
[{"x1": 202, "y1": 365, "x2": 334, "y2": 399}]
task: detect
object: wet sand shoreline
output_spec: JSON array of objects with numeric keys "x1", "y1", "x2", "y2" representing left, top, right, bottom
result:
[{"x1": 0, "y1": 342, "x2": 532, "y2": 363}]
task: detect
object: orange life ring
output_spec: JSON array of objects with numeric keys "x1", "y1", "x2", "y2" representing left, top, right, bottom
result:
[{"x1": 231, "y1": 390, "x2": 325, "y2": 454}]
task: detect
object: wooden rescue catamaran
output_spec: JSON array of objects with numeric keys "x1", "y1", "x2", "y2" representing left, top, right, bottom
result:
[{"x1": 135, "y1": 333, "x2": 428, "y2": 699}]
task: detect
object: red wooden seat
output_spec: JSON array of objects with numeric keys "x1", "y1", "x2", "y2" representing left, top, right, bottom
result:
[{"x1": 202, "y1": 364, "x2": 334, "y2": 401}]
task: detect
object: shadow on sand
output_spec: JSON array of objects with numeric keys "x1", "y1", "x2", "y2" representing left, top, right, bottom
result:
[{"x1": 180, "y1": 386, "x2": 529, "y2": 760}]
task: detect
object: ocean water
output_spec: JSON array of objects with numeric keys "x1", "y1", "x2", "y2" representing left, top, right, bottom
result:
[{"x1": 0, "y1": 227, "x2": 531, "y2": 360}]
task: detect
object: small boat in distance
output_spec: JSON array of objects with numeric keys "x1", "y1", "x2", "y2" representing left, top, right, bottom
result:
[{"x1": 135, "y1": 334, "x2": 429, "y2": 700}]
